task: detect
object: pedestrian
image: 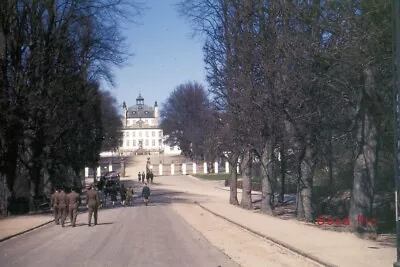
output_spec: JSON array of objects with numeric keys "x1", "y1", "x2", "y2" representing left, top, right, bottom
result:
[
  {"x1": 86, "y1": 184, "x2": 99, "y2": 227},
  {"x1": 57, "y1": 187, "x2": 67, "y2": 227},
  {"x1": 110, "y1": 185, "x2": 118, "y2": 208},
  {"x1": 137, "y1": 171, "x2": 141, "y2": 182},
  {"x1": 126, "y1": 186, "x2": 134, "y2": 206},
  {"x1": 142, "y1": 183, "x2": 151, "y2": 206},
  {"x1": 150, "y1": 170, "x2": 154, "y2": 183},
  {"x1": 146, "y1": 172, "x2": 150, "y2": 183},
  {"x1": 66, "y1": 187, "x2": 80, "y2": 227},
  {"x1": 120, "y1": 184, "x2": 127, "y2": 207},
  {"x1": 141, "y1": 172, "x2": 145, "y2": 183},
  {"x1": 50, "y1": 187, "x2": 60, "y2": 225}
]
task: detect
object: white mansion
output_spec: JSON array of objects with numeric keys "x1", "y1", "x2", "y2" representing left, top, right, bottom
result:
[{"x1": 119, "y1": 94, "x2": 180, "y2": 155}]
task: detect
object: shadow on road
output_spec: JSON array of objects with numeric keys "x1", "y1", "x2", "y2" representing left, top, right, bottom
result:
[
  {"x1": 137, "y1": 188, "x2": 205, "y2": 207},
  {"x1": 72, "y1": 222, "x2": 114, "y2": 227}
]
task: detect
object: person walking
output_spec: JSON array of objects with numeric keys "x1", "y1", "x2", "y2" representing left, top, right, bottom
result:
[
  {"x1": 120, "y1": 184, "x2": 127, "y2": 207},
  {"x1": 57, "y1": 187, "x2": 67, "y2": 227},
  {"x1": 141, "y1": 171, "x2": 145, "y2": 183},
  {"x1": 50, "y1": 187, "x2": 60, "y2": 225},
  {"x1": 137, "y1": 172, "x2": 141, "y2": 182},
  {"x1": 146, "y1": 172, "x2": 150, "y2": 183},
  {"x1": 86, "y1": 184, "x2": 99, "y2": 227},
  {"x1": 150, "y1": 170, "x2": 154, "y2": 184},
  {"x1": 66, "y1": 187, "x2": 80, "y2": 227},
  {"x1": 142, "y1": 183, "x2": 151, "y2": 206},
  {"x1": 110, "y1": 185, "x2": 118, "y2": 208},
  {"x1": 126, "y1": 186, "x2": 134, "y2": 206}
]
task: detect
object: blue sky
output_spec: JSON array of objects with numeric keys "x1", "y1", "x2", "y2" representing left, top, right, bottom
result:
[{"x1": 106, "y1": 0, "x2": 207, "y2": 110}]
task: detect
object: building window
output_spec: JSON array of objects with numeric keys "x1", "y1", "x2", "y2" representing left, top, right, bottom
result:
[
  {"x1": 127, "y1": 140, "x2": 130, "y2": 147},
  {"x1": 152, "y1": 131, "x2": 155, "y2": 137},
  {"x1": 146, "y1": 131, "x2": 149, "y2": 137},
  {"x1": 159, "y1": 131, "x2": 162, "y2": 137},
  {"x1": 132, "y1": 132, "x2": 136, "y2": 137},
  {"x1": 139, "y1": 131, "x2": 142, "y2": 137},
  {"x1": 126, "y1": 132, "x2": 130, "y2": 137},
  {"x1": 158, "y1": 139, "x2": 162, "y2": 145},
  {"x1": 133, "y1": 140, "x2": 136, "y2": 146},
  {"x1": 170, "y1": 146, "x2": 174, "y2": 151},
  {"x1": 145, "y1": 140, "x2": 149, "y2": 146},
  {"x1": 152, "y1": 140, "x2": 155, "y2": 146}
]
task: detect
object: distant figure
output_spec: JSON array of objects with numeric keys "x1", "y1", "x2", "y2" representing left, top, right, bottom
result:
[
  {"x1": 86, "y1": 185, "x2": 99, "y2": 226},
  {"x1": 146, "y1": 172, "x2": 150, "y2": 183},
  {"x1": 150, "y1": 170, "x2": 154, "y2": 183},
  {"x1": 120, "y1": 184, "x2": 127, "y2": 207},
  {"x1": 110, "y1": 186, "x2": 118, "y2": 208},
  {"x1": 66, "y1": 187, "x2": 80, "y2": 227},
  {"x1": 50, "y1": 188, "x2": 60, "y2": 225},
  {"x1": 142, "y1": 183, "x2": 151, "y2": 206},
  {"x1": 137, "y1": 172, "x2": 141, "y2": 182},
  {"x1": 141, "y1": 172, "x2": 145, "y2": 183},
  {"x1": 126, "y1": 186, "x2": 134, "y2": 206},
  {"x1": 57, "y1": 187, "x2": 67, "y2": 227}
]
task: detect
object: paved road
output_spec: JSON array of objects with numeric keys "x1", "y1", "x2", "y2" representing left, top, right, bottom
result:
[{"x1": 0, "y1": 182, "x2": 238, "y2": 267}]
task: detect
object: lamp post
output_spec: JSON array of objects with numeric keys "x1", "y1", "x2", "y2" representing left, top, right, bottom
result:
[{"x1": 394, "y1": 0, "x2": 400, "y2": 266}]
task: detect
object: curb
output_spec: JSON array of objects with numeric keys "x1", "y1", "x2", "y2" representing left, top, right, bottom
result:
[
  {"x1": 195, "y1": 201, "x2": 337, "y2": 267},
  {"x1": 0, "y1": 219, "x2": 55, "y2": 243}
]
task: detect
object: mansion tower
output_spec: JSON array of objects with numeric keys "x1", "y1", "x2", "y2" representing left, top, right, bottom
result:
[{"x1": 120, "y1": 94, "x2": 180, "y2": 155}]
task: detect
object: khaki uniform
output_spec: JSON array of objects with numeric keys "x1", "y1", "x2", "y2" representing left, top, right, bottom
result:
[
  {"x1": 50, "y1": 191, "x2": 60, "y2": 225},
  {"x1": 57, "y1": 190, "x2": 67, "y2": 227},
  {"x1": 66, "y1": 191, "x2": 80, "y2": 227},
  {"x1": 86, "y1": 188, "x2": 99, "y2": 226}
]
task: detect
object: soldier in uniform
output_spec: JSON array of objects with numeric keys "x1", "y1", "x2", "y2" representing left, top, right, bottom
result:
[
  {"x1": 126, "y1": 186, "x2": 134, "y2": 206},
  {"x1": 86, "y1": 184, "x2": 99, "y2": 226},
  {"x1": 50, "y1": 187, "x2": 60, "y2": 225},
  {"x1": 57, "y1": 187, "x2": 67, "y2": 227},
  {"x1": 141, "y1": 171, "x2": 145, "y2": 183},
  {"x1": 66, "y1": 187, "x2": 80, "y2": 227}
]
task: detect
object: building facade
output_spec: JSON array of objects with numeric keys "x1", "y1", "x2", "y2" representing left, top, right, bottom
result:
[{"x1": 119, "y1": 94, "x2": 180, "y2": 155}]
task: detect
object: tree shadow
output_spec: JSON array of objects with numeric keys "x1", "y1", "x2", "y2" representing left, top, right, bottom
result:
[{"x1": 134, "y1": 189, "x2": 205, "y2": 207}]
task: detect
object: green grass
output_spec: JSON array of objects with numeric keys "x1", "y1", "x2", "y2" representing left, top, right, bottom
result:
[{"x1": 193, "y1": 173, "x2": 231, "y2": 180}]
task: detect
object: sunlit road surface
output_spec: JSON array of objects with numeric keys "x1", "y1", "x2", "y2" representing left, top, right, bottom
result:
[{"x1": 0, "y1": 183, "x2": 238, "y2": 267}]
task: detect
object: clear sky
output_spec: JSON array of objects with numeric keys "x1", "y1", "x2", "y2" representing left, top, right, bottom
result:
[{"x1": 106, "y1": 0, "x2": 207, "y2": 111}]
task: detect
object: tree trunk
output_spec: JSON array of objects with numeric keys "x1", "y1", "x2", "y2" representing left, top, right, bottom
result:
[
  {"x1": 240, "y1": 150, "x2": 253, "y2": 209},
  {"x1": 327, "y1": 129, "x2": 334, "y2": 197},
  {"x1": 260, "y1": 141, "x2": 274, "y2": 214},
  {"x1": 279, "y1": 141, "x2": 286, "y2": 203},
  {"x1": 230, "y1": 159, "x2": 239, "y2": 205},
  {"x1": 297, "y1": 143, "x2": 317, "y2": 222},
  {"x1": 349, "y1": 66, "x2": 378, "y2": 231}
]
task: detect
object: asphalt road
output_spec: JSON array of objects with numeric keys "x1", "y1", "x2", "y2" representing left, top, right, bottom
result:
[{"x1": 0, "y1": 183, "x2": 238, "y2": 267}]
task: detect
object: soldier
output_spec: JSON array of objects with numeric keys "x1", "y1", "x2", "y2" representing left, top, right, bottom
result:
[
  {"x1": 150, "y1": 170, "x2": 154, "y2": 184},
  {"x1": 66, "y1": 187, "x2": 80, "y2": 227},
  {"x1": 146, "y1": 172, "x2": 150, "y2": 183},
  {"x1": 141, "y1": 171, "x2": 145, "y2": 183},
  {"x1": 57, "y1": 187, "x2": 68, "y2": 227},
  {"x1": 126, "y1": 186, "x2": 134, "y2": 206},
  {"x1": 120, "y1": 184, "x2": 127, "y2": 207},
  {"x1": 86, "y1": 184, "x2": 99, "y2": 226},
  {"x1": 142, "y1": 183, "x2": 151, "y2": 206},
  {"x1": 50, "y1": 187, "x2": 60, "y2": 225},
  {"x1": 137, "y1": 171, "x2": 141, "y2": 182}
]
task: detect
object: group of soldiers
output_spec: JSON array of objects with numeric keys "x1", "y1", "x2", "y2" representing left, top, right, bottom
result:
[
  {"x1": 50, "y1": 186, "x2": 81, "y2": 227},
  {"x1": 51, "y1": 181, "x2": 152, "y2": 227},
  {"x1": 51, "y1": 184, "x2": 101, "y2": 227},
  {"x1": 138, "y1": 171, "x2": 153, "y2": 183}
]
